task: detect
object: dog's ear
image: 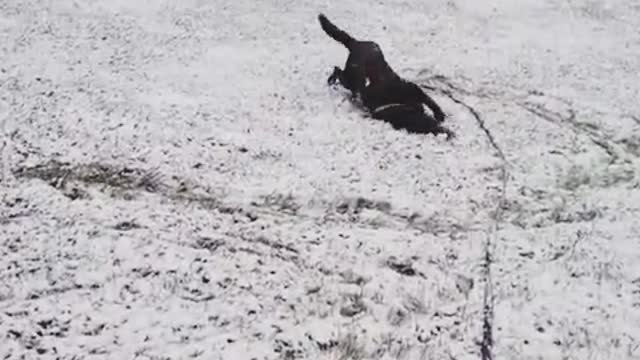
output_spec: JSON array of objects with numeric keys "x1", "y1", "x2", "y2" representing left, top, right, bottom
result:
[{"x1": 414, "y1": 83, "x2": 445, "y2": 124}]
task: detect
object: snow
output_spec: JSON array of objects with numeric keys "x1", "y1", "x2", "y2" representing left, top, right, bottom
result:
[{"x1": 1, "y1": 0, "x2": 639, "y2": 359}]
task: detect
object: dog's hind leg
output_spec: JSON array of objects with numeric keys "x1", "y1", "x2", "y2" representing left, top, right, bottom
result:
[
  {"x1": 341, "y1": 61, "x2": 366, "y2": 95},
  {"x1": 328, "y1": 64, "x2": 365, "y2": 94},
  {"x1": 328, "y1": 66, "x2": 364, "y2": 105},
  {"x1": 328, "y1": 66, "x2": 345, "y2": 85}
]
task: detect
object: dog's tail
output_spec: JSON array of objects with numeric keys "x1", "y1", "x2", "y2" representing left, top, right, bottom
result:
[{"x1": 318, "y1": 14, "x2": 355, "y2": 49}]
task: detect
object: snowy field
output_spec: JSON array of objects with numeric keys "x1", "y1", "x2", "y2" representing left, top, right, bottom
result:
[{"x1": 1, "y1": 0, "x2": 640, "y2": 359}]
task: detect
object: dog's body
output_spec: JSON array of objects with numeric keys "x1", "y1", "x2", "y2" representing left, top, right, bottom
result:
[{"x1": 318, "y1": 14, "x2": 453, "y2": 138}]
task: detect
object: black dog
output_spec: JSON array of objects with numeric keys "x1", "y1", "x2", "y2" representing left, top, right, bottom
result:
[{"x1": 318, "y1": 14, "x2": 453, "y2": 138}]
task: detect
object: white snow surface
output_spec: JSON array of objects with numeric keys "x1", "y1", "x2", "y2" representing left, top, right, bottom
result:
[{"x1": 1, "y1": 0, "x2": 640, "y2": 359}]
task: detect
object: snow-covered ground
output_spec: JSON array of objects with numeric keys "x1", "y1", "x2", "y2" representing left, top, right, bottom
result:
[{"x1": 1, "y1": 0, "x2": 639, "y2": 359}]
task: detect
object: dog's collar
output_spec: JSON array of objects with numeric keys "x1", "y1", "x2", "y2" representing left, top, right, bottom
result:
[{"x1": 372, "y1": 103, "x2": 407, "y2": 113}]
